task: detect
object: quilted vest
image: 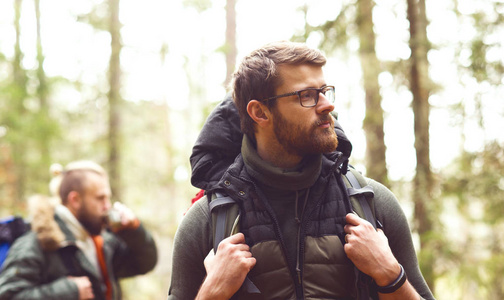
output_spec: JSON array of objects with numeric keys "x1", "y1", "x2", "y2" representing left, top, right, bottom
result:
[{"x1": 217, "y1": 155, "x2": 357, "y2": 300}]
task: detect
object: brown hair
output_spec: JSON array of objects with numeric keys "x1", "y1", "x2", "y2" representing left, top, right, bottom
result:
[
  {"x1": 58, "y1": 161, "x2": 107, "y2": 204},
  {"x1": 231, "y1": 41, "x2": 327, "y2": 138}
]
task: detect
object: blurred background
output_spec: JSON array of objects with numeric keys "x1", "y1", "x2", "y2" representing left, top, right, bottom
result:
[{"x1": 0, "y1": 0, "x2": 503, "y2": 299}]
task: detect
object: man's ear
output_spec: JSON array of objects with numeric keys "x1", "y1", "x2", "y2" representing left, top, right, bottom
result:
[
  {"x1": 67, "y1": 191, "x2": 82, "y2": 211},
  {"x1": 247, "y1": 100, "x2": 271, "y2": 127}
]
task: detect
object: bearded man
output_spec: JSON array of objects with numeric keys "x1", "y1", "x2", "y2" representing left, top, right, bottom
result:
[
  {"x1": 168, "y1": 41, "x2": 435, "y2": 300},
  {"x1": 0, "y1": 161, "x2": 157, "y2": 300}
]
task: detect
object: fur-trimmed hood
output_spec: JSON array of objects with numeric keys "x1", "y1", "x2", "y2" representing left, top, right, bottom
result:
[{"x1": 27, "y1": 195, "x2": 65, "y2": 251}]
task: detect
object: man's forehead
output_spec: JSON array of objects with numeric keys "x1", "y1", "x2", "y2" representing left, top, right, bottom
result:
[
  {"x1": 83, "y1": 171, "x2": 110, "y2": 191},
  {"x1": 276, "y1": 64, "x2": 325, "y2": 89}
]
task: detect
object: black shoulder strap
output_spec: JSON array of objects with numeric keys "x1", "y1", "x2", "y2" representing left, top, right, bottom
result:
[
  {"x1": 208, "y1": 192, "x2": 260, "y2": 295},
  {"x1": 344, "y1": 169, "x2": 377, "y2": 229},
  {"x1": 209, "y1": 192, "x2": 236, "y2": 252},
  {"x1": 343, "y1": 168, "x2": 380, "y2": 300}
]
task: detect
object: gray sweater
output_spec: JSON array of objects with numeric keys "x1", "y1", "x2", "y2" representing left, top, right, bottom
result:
[{"x1": 168, "y1": 178, "x2": 435, "y2": 300}]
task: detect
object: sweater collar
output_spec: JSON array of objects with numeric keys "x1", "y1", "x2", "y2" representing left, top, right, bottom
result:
[{"x1": 241, "y1": 135, "x2": 322, "y2": 191}]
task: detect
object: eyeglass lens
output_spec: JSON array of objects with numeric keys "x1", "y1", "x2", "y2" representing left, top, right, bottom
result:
[{"x1": 299, "y1": 87, "x2": 335, "y2": 107}]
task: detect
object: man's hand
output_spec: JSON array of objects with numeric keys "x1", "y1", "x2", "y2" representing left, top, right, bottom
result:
[
  {"x1": 196, "y1": 233, "x2": 256, "y2": 300},
  {"x1": 109, "y1": 202, "x2": 140, "y2": 232},
  {"x1": 343, "y1": 213, "x2": 401, "y2": 287},
  {"x1": 68, "y1": 276, "x2": 94, "y2": 300}
]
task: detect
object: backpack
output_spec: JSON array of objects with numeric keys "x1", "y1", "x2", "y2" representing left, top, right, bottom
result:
[
  {"x1": 189, "y1": 166, "x2": 380, "y2": 299},
  {"x1": 0, "y1": 216, "x2": 30, "y2": 270}
]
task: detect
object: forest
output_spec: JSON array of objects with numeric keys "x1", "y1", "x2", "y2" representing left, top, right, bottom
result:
[{"x1": 0, "y1": 0, "x2": 503, "y2": 299}]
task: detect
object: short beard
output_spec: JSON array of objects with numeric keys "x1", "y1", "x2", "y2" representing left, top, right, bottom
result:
[
  {"x1": 77, "y1": 207, "x2": 105, "y2": 236},
  {"x1": 272, "y1": 110, "x2": 338, "y2": 156}
]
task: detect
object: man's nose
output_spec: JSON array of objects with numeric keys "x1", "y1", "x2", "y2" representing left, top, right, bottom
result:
[
  {"x1": 104, "y1": 199, "x2": 112, "y2": 211},
  {"x1": 316, "y1": 92, "x2": 335, "y2": 114}
]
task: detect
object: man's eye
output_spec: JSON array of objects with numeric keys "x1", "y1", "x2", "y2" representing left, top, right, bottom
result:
[{"x1": 300, "y1": 90, "x2": 314, "y2": 100}]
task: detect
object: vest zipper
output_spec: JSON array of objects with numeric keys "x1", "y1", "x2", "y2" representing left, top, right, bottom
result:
[
  {"x1": 234, "y1": 177, "x2": 304, "y2": 298},
  {"x1": 295, "y1": 189, "x2": 310, "y2": 293},
  {"x1": 296, "y1": 224, "x2": 302, "y2": 285}
]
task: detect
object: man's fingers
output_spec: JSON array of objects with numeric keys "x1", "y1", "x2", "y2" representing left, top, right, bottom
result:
[
  {"x1": 226, "y1": 232, "x2": 245, "y2": 244},
  {"x1": 245, "y1": 256, "x2": 257, "y2": 270},
  {"x1": 345, "y1": 213, "x2": 362, "y2": 225}
]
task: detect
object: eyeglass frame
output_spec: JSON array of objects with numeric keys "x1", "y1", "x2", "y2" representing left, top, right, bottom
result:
[{"x1": 260, "y1": 85, "x2": 335, "y2": 108}]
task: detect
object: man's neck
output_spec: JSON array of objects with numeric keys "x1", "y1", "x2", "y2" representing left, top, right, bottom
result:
[
  {"x1": 241, "y1": 135, "x2": 322, "y2": 191},
  {"x1": 255, "y1": 135, "x2": 303, "y2": 169}
]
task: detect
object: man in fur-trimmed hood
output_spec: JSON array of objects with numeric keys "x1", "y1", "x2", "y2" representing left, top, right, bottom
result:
[{"x1": 0, "y1": 161, "x2": 157, "y2": 300}]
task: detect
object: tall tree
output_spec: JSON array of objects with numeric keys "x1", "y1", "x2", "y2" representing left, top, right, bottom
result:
[
  {"x1": 407, "y1": 0, "x2": 436, "y2": 290},
  {"x1": 7, "y1": 0, "x2": 29, "y2": 204},
  {"x1": 108, "y1": 0, "x2": 123, "y2": 201},
  {"x1": 224, "y1": 0, "x2": 237, "y2": 88},
  {"x1": 34, "y1": 0, "x2": 57, "y2": 191},
  {"x1": 356, "y1": 0, "x2": 389, "y2": 186}
]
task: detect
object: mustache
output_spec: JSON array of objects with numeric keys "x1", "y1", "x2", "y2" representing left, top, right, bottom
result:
[{"x1": 315, "y1": 115, "x2": 334, "y2": 127}]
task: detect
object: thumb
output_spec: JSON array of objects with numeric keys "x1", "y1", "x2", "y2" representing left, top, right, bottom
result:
[{"x1": 205, "y1": 249, "x2": 215, "y2": 260}]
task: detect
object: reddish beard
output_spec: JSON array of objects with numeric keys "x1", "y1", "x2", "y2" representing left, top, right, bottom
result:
[{"x1": 272, "y1": 110, "x2": 338, "y2": 156}]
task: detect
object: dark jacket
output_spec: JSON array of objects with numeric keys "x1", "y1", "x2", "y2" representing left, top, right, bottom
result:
[{"x1": 0, "y1": 197, "x2": 157, "y2": 300}]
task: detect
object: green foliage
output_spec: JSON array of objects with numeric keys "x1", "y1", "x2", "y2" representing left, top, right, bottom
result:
[
  {"x1": 292, "y1": 3, "x2": 351, "y2": 54},
  {"x1": 76, "y1": 1, "x2": 109, "y2": 31},
  {"x1": 442, "y1": 142, "x2": 504, "y2": 224},
  {"x1": 466, "y1": 4, "x2": 504, "y2": 85},
  {"x1": 183, "y1": 0, "x2": 212, "y2": 13},
  {"x1": 440, "y1": 142, "x2": 504, "y2": 298}
]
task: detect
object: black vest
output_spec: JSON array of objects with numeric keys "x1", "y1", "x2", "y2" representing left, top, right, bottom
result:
[{"x1": 217, "y1": 155, "x2": 357, "y2": 300}]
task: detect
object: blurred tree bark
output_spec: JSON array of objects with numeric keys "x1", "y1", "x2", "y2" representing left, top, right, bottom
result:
[
  {"x1": 8, "y1": 0, "x2": 28, "y2": 204},
  {"x1": 108, "y1": 0, "x2": 123, "y2": 201},
  {"x1": 407, "y1": 0, "x2": 435, "y2": 291},
  {"x1": 224, "y1": 0, "x2": 237, "y2": 88},
  {"x1": 34, "y1": 0, "x2": 55, "y2": 191},
  {"x1": 356, "y1": 0, "x2": 389, "y2": 187}
]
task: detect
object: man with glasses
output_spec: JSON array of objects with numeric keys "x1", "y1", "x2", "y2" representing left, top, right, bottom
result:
[{"x1": 169, "y1": 41, "x2": 434, "y2": 300}]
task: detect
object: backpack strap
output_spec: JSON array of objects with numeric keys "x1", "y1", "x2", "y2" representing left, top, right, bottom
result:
[
  {"x1": 209, "y1": 192, "x2": 237, "y2": 252},
  {"x1": 342, "y1": 167, "x2": 380, "y2": 300},
  {"x1": 208, "y1": 192, "x2": 260, "y2": 295},
  {"x1": 344, "y1": 169, "x2": 377, "y2": 229}
]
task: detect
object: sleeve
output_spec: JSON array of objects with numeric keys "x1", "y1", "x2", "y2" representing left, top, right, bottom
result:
[
  {"x1": 109, "y1": 223, "x2": 158, "y2": 278},
  {"x1": 167, "y1": 197, "x2": 213, "y2": 300},
  {"x1": 0, "y1": 234, "x2": 79, "y2": 300},
  {"x1": 369, "y1": 180, "x2": 436, "y2": 300}
]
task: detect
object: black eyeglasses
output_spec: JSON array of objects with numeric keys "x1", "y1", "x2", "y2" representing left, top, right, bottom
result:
[{"x1": 261, "y1": 85, "x2": 335, "y2": 108}]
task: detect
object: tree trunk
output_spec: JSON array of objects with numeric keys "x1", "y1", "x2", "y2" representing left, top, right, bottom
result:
[
  {"x1": 357, "y1": 0, "x2": 389, "y2": 186},
  {"x1": 11, "y1": 0, "x2": 27, "y2": 203},
  {"x1": 108, "y1": 0, "x2": 122, "y2": 201},
  {"x1": 224, "y1": 0, "x2": 237, "y2": 88},
  {"x1": 35, "y1": 0, "x2": 51, "y2": 188},
  {"x1": 407, "y1": 0, "x2": 435, "y2": 291}
]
